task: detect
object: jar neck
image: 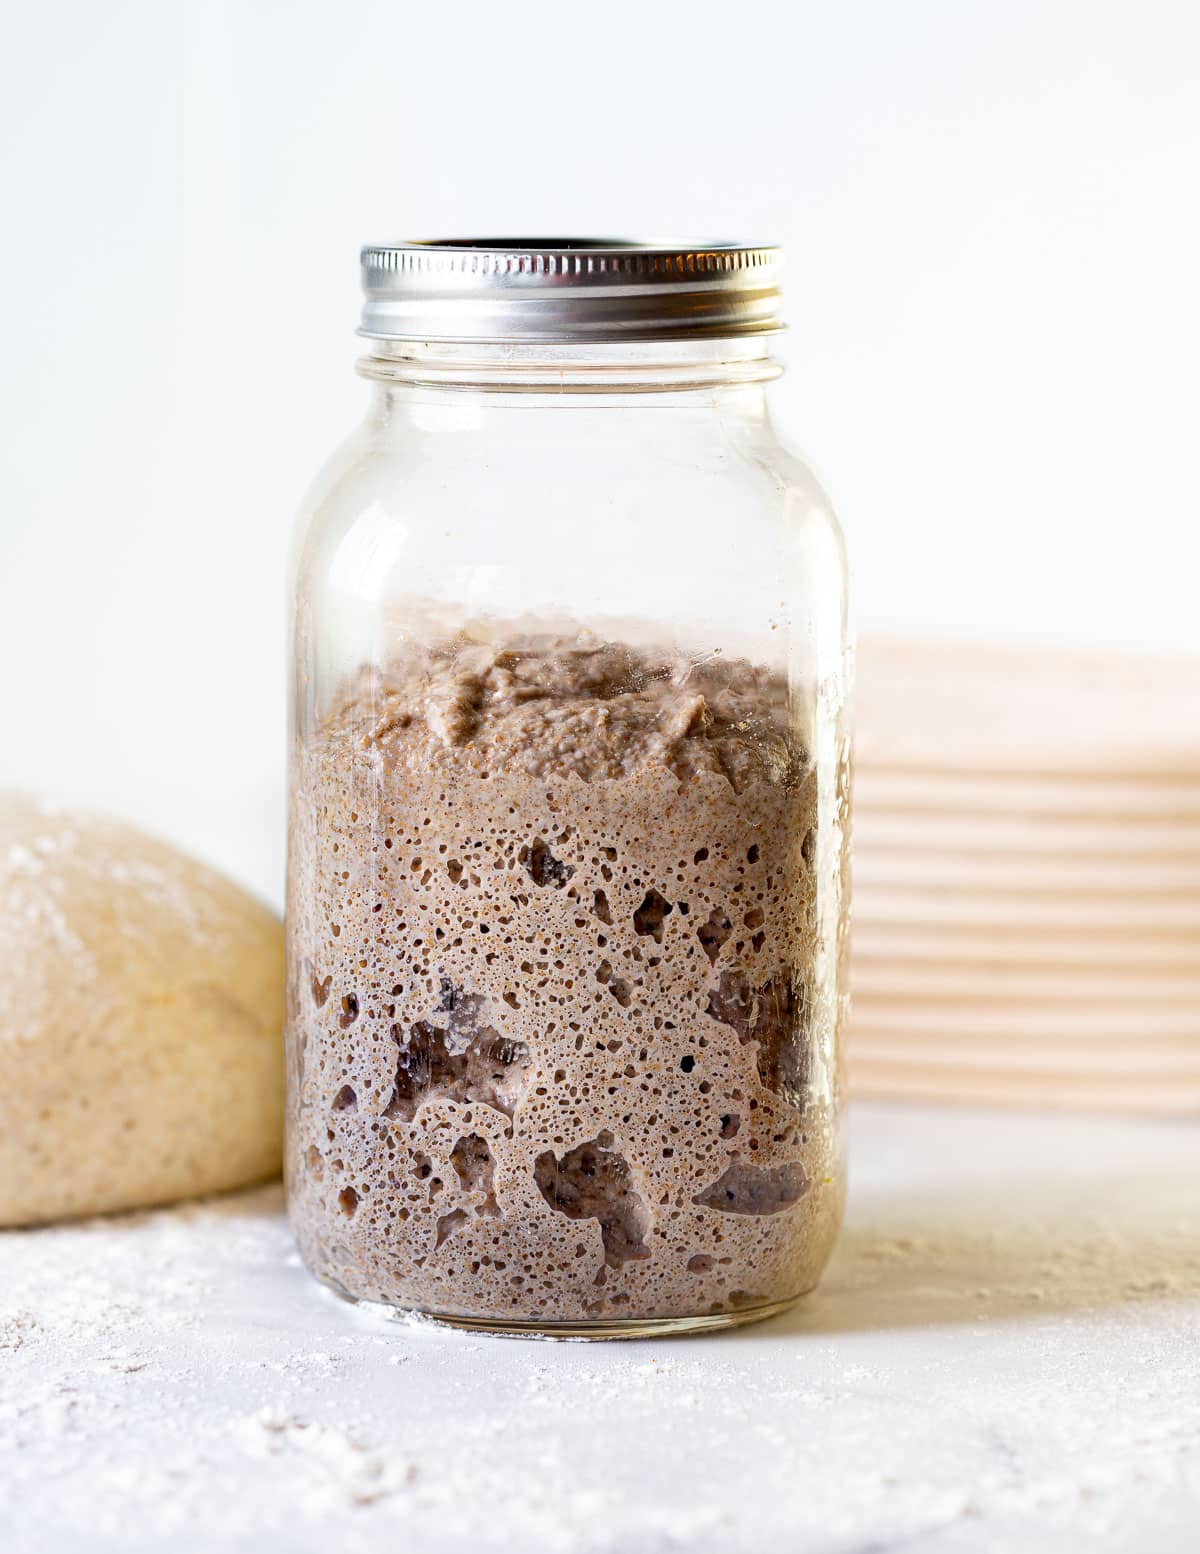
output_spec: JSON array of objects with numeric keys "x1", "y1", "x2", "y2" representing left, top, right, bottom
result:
[{"x1": 356, "y1": 335, "x2": 783, "y2": 394}]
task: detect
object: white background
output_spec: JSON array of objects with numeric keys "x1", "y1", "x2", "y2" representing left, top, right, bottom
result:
[{"x1": 1, "y1": 0, "x2": 1198, "y2": 905}]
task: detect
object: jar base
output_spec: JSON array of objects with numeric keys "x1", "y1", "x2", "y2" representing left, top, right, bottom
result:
[{"x1": 316, "y1": 1270, "x2": 805, "y2": 1340}]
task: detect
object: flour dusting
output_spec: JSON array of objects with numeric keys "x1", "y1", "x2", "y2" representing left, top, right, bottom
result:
[{"x1": 2, "y1": 1105, "x2": 1199, "y2": 1553}]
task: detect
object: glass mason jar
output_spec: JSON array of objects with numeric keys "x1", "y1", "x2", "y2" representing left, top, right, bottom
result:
[{"x1": 286, "y1": 240, "x2": 851, "y2": 1337}]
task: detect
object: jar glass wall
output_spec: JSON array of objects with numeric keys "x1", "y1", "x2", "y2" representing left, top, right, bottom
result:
[{"x1": 285, "y1": 245, "x2": 851, "y2": 1337}]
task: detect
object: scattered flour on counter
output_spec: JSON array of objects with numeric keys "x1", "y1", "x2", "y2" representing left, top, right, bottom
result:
[
  {"x1": 233, "y1": 1406, "x2": 417, "y2": 1507},
  {"x1": 2, "y1": 1108, "x2": 1200, "y2": 1554},
  {"x1": 0, "y1": 1312, "x2": 42, "y2": 1351}
]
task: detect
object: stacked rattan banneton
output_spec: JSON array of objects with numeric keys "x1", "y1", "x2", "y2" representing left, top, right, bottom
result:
[{"x1": 850, "y1": 639, "x2": 1200, "y2": 1114}]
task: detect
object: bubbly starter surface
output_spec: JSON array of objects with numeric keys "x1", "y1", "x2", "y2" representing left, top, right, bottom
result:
[{"x1": 286, "y1": 635, "x2": 842, "y2": 1325}]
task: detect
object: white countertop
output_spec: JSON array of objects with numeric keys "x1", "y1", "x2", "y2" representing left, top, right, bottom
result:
[{"x1": 4, "y1": 1103, "x2": 1199, "y2": 1554}]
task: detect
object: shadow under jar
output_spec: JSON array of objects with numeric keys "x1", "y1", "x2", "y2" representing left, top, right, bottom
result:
[{"x1": 285, "y1": 239, "x2": 852, "y2": 1337}]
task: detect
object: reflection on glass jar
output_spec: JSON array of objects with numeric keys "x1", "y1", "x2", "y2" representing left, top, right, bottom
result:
[{"x1": 285, "y1": 240, "x2": 852, "y2": 1337}]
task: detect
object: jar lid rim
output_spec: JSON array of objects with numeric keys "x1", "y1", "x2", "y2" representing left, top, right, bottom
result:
[{"x1": 358, "y1": 238, "x2": 784, "y2": 343}]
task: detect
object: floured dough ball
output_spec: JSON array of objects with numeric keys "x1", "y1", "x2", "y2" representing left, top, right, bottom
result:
[{"x1": 0, "y1": 795, "x2": 283, "y2": 1226}]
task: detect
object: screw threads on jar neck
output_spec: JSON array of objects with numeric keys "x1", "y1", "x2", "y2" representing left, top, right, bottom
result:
[{"x1": 357, "y1": 335, "x2": 783, "y2": 393}]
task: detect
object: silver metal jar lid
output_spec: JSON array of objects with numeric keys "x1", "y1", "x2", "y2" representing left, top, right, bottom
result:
[{"x1": 358, "y1": 239, "x2": 783, "y2": 343}]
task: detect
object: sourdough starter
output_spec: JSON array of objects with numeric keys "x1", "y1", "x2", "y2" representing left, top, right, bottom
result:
[{"x1": 286, "y1": 633, "x2": 841, "y2": 1326}]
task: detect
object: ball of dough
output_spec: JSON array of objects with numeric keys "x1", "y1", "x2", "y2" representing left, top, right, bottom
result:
[{"x1": 0, "y1": 794, "x2": 283, "y2": 1226}]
